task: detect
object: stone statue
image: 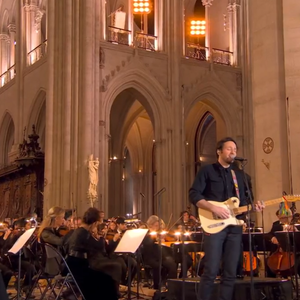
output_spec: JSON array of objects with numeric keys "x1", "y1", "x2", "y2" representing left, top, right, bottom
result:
[{"x1": 87, "y1": 154, "x2": 100, "y2": 207}]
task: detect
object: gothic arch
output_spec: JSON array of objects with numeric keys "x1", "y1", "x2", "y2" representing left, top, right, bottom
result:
[
  {"x1": 0, "y1": 111, "x2": 15, "y2": 166},
  {"x1": 185, "y1": 80, "x2": 241, "y2": 136},
  {"x1": 9, "y1": 0, "x2": 17, "y2": 24},
  {"x1": 26, "y1": 89, "x2": 46, "y2": 150},
  {"x1": 104, "y1": 68, "x2": 170, "y2": 140},
  {"x1": 1, "y1": 9, "x2": 9, "y2": 32}
]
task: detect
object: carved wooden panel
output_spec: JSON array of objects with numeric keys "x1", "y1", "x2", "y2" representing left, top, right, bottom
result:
[{"x1": 0, "y1": 172, "x2": 38, "y2": 219}]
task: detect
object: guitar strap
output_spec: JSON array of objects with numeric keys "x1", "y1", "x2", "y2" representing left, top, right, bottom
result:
[{"x1": 231, "y1": 169, "x2": 240, "y2": 199}]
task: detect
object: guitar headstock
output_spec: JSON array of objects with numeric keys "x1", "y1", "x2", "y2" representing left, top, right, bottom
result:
[{"x1": 284, "y1": 195, "x2": 300, "y2": 202}]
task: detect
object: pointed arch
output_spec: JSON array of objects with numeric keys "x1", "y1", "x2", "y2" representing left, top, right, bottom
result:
[
  {"x1": 104, "y1": 68, "x2": 170, "y2": 140},
  {"x1": 0, "y1": 111, "x2": 15, "y2": 166},
  {"x1": 185, "y1": 79, "x2": 241, "y2": 136},
  {"x1": 1, "y1": 9, "x2": 9, "y2": 32},
  {"x1": 26, "y1": 89, "x2": 46, "y2": 150}
]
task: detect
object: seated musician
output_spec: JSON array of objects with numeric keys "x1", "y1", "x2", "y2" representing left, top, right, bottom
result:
[
  {"x1": 108, "y1": 217, "x2": 137, "y2": 286},
  {"x1": 65, "y1": 207, "x2": 119, "y2": 300},
  {"x1": 177, "y1": 211, "x2": 197, "y2": 230},
  {"x1": 1, "y1": 218, "x2": 36, "y2": 298},
  {"x1": 38, "y1": 206, "x2": 73, "y2": 275},
  {"x1": 141, "y1": 215, "x2": 177, "y2": 290},
  {"x1": 266, "y1": 208, "x2": 299, "y2": 277},
  {"x1": 0, "y1": 222, "x2": 13, "y2": 288}
]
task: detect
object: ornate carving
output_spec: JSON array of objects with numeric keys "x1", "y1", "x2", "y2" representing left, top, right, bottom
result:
[
  {"x1": 99, "y1": 47, "x2": 105, "y2": 69},
  {"x1": 0, "y1": 34, "x2": 10, "y2": 44},
  {"x1": 8, "y1": 24, "x2": 16, "y2": 33},
  {"x1": 201, "y1": 0, "x2": 214, "y2": 7},
  {"x1": 34, "y1": 9, "x2": 44, "y2": 32},
  {"x1": 262, "y1": 137, "x2": 274, "y2": 154},
  {"x1": 18, "y1": 125, "x2": 44, "y2": 159},
  {"x1": 87, "y1": 154, "x2": 99, "y2": 207}
]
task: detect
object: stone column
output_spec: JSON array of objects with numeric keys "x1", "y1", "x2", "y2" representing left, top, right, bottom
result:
[
  {"x1": 154, "y1": 0, "x2": 163, "y2": 50},
  {"x1": 158, "y1": 0, "x2": 185, "y2": 222},
  {"x1": 202, "y1": 0, "x2": 213, "y2": 60},
  {"x1": 249, "y1": 0, "x2": 289, "y2": 229},
  {"x1": 8, "y1": 24, "x2": 16, "y2": 69},
  {"x1": 227, "y1": 0, "x2": 240, "y2": 66},
  {"x1": 76, "y1": 0, "x2": 99, "y2": 214},
  {"x1": 0, "y1": 34, "x2": 10, "y2": 77}
]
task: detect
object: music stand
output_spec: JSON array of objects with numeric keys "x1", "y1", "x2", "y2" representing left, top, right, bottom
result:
[
  {"x1": 242, "y1": 232, "x2": 273, "y2": 252},
  {"x1": 115, "y1": 229, "x2": 148, "y2": 300},
  {"x1": 8, "y1": 228, "x2": 35, "y2": 300}
]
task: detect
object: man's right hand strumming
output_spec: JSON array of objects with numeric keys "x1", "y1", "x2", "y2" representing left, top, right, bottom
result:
[{"x1": 211, "y1": 206, "x2": 230, "y2": 219}]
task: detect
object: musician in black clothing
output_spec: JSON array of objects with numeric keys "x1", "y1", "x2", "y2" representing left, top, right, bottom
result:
[
  {"x1": 189, "y1": 137, "x2": 263, "y2": 300},
  {"x1": 65, "y1": 207, "x2": 119, "y2": 300}
]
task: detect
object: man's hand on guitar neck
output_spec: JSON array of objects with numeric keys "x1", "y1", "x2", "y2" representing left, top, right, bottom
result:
[{"x1": 254, "y1": 201, "x2": 265, "y2": 212}]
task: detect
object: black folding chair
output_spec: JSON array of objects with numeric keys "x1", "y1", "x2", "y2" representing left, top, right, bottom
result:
[{"x1": 44, "y1": 243, "x2": 86, "y2": 300}]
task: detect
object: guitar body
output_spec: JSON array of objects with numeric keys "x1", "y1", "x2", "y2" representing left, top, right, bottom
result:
[{"x1": 198, "y1": 197, "x2": 244, "y2": 234}]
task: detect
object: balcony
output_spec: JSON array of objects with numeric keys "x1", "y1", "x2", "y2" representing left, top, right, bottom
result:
[
  {"x1": 211, "y1": 48, "x2": 233, "y2": 66},
  {"x1": 135, "y1": 32, "x2": 157, "y2": 51},
  {"x1": 27, "y1": 40, "x2": 48, "y2": 66},
  {"x1": 0, "y1": 65, "x2": 16, "y2": 88},
  {"x1": 107, "y1": 26, "x2": 131, "y2": 46},
  {"x1": 186, "y1": 43, "x2": 208, "y2": 61},
  {"x1": 186, "y1": 43, "x2": 234, "y2": 66}
]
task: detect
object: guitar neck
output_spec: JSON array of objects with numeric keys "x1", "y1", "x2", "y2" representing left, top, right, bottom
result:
[{"x1": 236, "y1": 197, "x2": 294, "y2": 214}]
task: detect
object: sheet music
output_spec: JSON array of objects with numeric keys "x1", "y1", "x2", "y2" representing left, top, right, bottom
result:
[
  {"x1": 115, "y1": 228, "x2": 148, "y2": 254},
  {"x1": 8, "y1": 228, "x2": 35, "y2": 254}
]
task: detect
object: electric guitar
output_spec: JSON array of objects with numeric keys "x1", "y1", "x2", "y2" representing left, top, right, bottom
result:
[{"x1": 198, "y1": 195, "x2": 300, "y2": 234}]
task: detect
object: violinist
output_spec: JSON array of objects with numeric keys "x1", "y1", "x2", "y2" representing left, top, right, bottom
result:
[
  {"x1": 0, "y1": 221, "x2": 13, "y2": 288},
  {"x1": 108, "y1": 217, "x2": 137, "y2": 286},
  {"x1": 1, "y1": 218, "x2": 36, "y2": 298},
  {"x1": 177, "y1": 211, "x2": 197, "y2": 231},
  {"x1": 65, "y1": 207, "x2": 119, "y2": 300},
  {"x1": 38, "y1": 206, "x2": 73, "y2": 276},
  {"x1": 141, "y1": 215, "x2": 177, "y2": 290}
]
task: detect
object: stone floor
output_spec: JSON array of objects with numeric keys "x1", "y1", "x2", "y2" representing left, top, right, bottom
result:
[{"x1": 7, "y1": 281, "x2": 155, "y2": 300}]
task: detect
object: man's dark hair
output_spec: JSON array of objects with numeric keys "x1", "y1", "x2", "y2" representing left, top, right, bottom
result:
[
  {"x1": 83, "y1": 207, "x2": 100, "y2": 225},
  {"x1": 216, "y1": 137, "x2": 237, "y2": 157}
]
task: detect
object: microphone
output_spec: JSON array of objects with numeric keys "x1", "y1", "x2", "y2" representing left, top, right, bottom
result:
[{"x1": 232, "y1": 156, "x2": 247, "y2": 162}]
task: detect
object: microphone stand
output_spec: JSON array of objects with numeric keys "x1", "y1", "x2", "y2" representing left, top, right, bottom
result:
[
  {"x1": 154, "y1": 187, "x2": 166, "y2": 300},
  {"x1": 240, "y1": 161, "x2": 255, "y2": 300}
]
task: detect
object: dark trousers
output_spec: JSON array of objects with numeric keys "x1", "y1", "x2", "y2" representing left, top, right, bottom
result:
[{"x1": 199, "y1": 227, "x2": 242, "y2": 300}]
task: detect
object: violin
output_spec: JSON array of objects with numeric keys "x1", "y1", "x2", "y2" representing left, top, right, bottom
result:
[{"x1": 57, "y1": 225, "x2": 70, "y2": 236}]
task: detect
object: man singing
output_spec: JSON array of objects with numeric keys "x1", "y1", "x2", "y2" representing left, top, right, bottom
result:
[{"x1": 189, "y1": 137, "x2": 263, "y2": 300}]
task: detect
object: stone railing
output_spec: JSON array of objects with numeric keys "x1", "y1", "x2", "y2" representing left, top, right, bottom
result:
[
  {"x1": 0, "y1": 65, "x2": 16, "y2": 88},
  {"x1": 107, "y1": 26, "x2": 131, "y2": 46},
  {"x1": 185, "y1": 43, "x2": 208, "y2": 61},
  {"x1": 186, "y1": 43, "x2": 234, "y2": 66},
  {"x1": 211, "y1": 48, "x2": 233, "y2": 66},
  {"x1": 135, "y1": 32, "x2": 157, "y2": 51},
  {"x1": 27, "y1": 40, "x2": 48, "y2": 66}
]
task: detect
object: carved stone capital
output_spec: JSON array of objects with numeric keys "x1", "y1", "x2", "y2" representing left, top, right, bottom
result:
[
  {"x1": 8, "y1": 24, "x2": 17, "y2": 33},
  {"x1": 0, "y1": 34, "x2": 10, "y2": 44},
  {"x1": 34, "y1": 9, "x2": 44, "y2": 32},
  {"x1": 201, "y1": 0, "x2": 213, "y2": 7}
]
